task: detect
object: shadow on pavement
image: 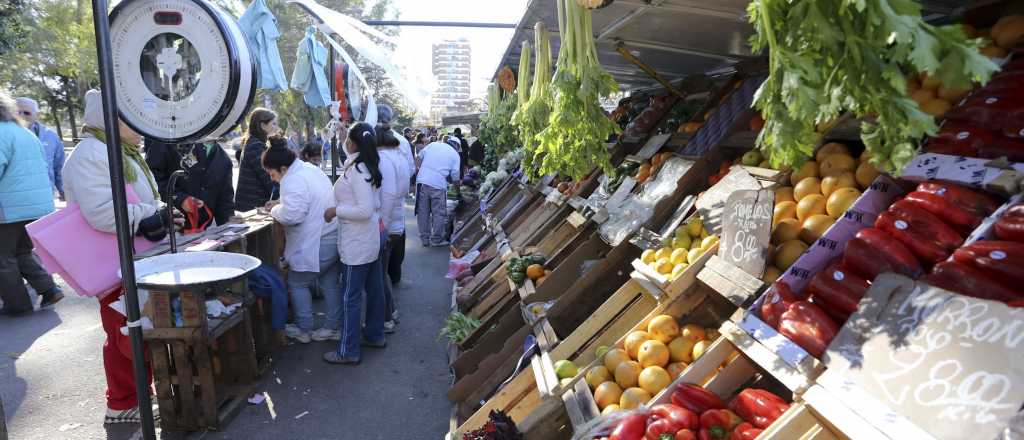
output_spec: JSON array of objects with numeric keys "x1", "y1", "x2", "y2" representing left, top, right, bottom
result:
[{"x1": 0, "y1": 307, "x2": 62, "y2": 425}]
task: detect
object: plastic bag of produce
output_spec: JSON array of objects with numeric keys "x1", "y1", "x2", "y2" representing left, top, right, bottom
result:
[{"x1": 446, "y1": 250, "x2": 480, "y2": 279}]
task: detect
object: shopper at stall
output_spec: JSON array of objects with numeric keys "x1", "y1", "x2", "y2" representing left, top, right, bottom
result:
[
  {"x1": 377, "y1": 127, "x2": 410, "y2": 331},
  {"x1": 453, "y1": 128, "x2": 470, "y2": 177},
  {"x1": 235, "y1": 108, "x2": 279, "y2": 212},
  {"x1": 262, "y1": 137, "x2": 341, "y2": 343},
  {"x1": 377, "y1": 105, "x2": 415, "y2": 176},
  {"x1": 415, "y1": 140, "x2": 460, "y2": 247},
  {"x1": 63, "y1": 89, "x2": 176, "y2": 424},
  {"x1": 413, "y1": 132, "x2": 429, "y2": 157},
  {"x1": 144, "y1": 139, "x2": 235, "y2": 231},
  {"x1": 0, "y1": 92, "x2": 63, "y2": 315},
  {"x1": 300, "y1": 142, "x2": 324, "y2": 168},
  {"x1": 15, "y1": 97, "x2": 64, "y2": 200},
  {"x1": 323, "y1": 122, "x2": 386, "y2": 365}
]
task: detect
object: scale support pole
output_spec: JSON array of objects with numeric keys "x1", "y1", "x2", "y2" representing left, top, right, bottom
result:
[
  {"x1": 90, "y1": 1, "x2": 157, "y2": 439},
  {"x1": 327, "y1": 35, "x2": 339, "y2": 182}
]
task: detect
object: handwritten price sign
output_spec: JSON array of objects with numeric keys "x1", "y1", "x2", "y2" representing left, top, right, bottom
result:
[{"x1": 718, "y1": 189, "x2": 773, "y2": 278}]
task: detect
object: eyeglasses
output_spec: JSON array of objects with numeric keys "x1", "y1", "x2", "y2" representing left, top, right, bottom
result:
[{"x1": 18, "y1": 111, "x2": 32, "y2": 117}]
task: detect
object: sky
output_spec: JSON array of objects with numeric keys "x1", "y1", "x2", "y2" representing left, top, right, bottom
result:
[{"x1": 366, "y1": 0, "x2": 530, "y2": 112}]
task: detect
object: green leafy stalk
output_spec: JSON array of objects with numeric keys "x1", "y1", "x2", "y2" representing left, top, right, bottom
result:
[
  {"x1": 438, "y1": 312, "x2": 482, "y2": 343},
  {"x1": 748, "y1": 0, "x2": 999, "y2": 173},
  {"x1": 512, "y1": 22, "x2": 553, "y2": 177}
]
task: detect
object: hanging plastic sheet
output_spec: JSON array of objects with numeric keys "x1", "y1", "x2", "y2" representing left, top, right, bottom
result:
[
  {"x1": 290, "y1": 26, "x2": 331, "y2": 108},
  {"x1": 238, "y1": 0, "x2": 289, "y2": 91}
]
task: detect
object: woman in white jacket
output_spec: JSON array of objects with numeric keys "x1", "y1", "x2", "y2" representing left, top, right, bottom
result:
[
  {"x1": 376, "y1": 127, "x2": 411, "y2": 333},
  {"x1": 262, "y1": 138, "x2": 341, "y2": 344},
  {"x1": 322, "y1": 123, "x2": 386, "y2": 365}
]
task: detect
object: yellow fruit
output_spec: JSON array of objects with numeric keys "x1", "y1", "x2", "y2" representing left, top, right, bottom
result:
[
  {"x1": 614, "y1": 360, "x2": 642, "y2": 389},
  {"x1": 601, "y1": 404, "x2": 621, "y2": 415},
  {"x1": 655, "y1": 258, "x2": 674, "y2": 275},
  {"x1": 641, "y1": 249, "x2": 657, "y2": 264},
  {"x1": 774, "y1": 240, "x2": 809, "y2": 270},
  {"x1": 648, "y1": 315, "x2": 680, "y2": 344},
  {"x1": 758, "y1": 159, "x2": 771, "y2": 168},
  {"x1": 619, "y1": 387, "x2": 652, "y2": 410},
  {"x1": 554, "y1": 360, "x2": 578, "y2": 379},
  {"x1": 937, "y1": 84, "x2": 970, "y2": 103},
  {"x1": 815, "y1": 143, "x2": 850, "y2": 162},
  {"x1": 685, "y1": 217, "x2": 703, "y2": 238},
  {"x1": 594, "y1": 381, "x2": 623, "y2": 409},
  {"x1": 638, "y1": 366, "x2": 672, "y2": 395},
  {"x1": 666, "y1": 362, "x2": 688, "y2": 378},
  {"x1": 858, "y1": 150, "x2": 872, "y2": 164},
  {"x1": 603, "y1": 348, "x2": 630, "y2": 373},
  {"x1": 586, "y1": 366, "x2": 612, "y2": 390},
  {"x1": 796, "y1": 194, "x2": 827, "y2": 222},
  {"x1": 527, "y1": 264, "x2": 545, "y2": 280},
  {"x1": 855, "y1": 161, "x2": 879, "y2": 189},
  {"x1": 670, "y1": 248, "x2": 689, "y2": 265},
  {"x1": 771, "y1": 218, "x2": 801, "y2": 244},
  {"x1": 701, "y1": 235, "x2": 719, "y2": 251},
  {"x1": 820, "y1": 172, "x2": 857, "y2": 198},
  {"x1": 773, "y1": 201, "x2": 798, "y2": 226},
  {"x1": 637, "y1": 340, "x2": 670, "y2": 368},
  {"x1": 687, "y1": 248, "x2": 703, "y2": 266},
  {"x1": 775, "y1": 186, "x2": 795, "y2": 204},
  {"x1": 993, "y1": 15, "x2": 1024, "y2": 49},
  {"x1": 654, "y1": 247, "x2": 673, "y2": 261},
  {"x1": 921, "y1": 98, "x2": 952, "y2": 117},
  {"x1": 670, "y1": 263, "x2": 689, "y2": 280},
  {"x1": 819, "y1": 154, "x2": 856, "y2": 177},
  {"x1": 700, "y1": 229, "x2": 710, "y2": 240},
  {"x1": 910, "y1": 88, "x2": 936, "y2": 107},
  {"x1": 790, "y1": 161, "x2": 819, "y2": 185},
  {"x1": 668, "y1": 337, "x2": 696, "y2": 363},
  {"x1": 672, "y1": 234, "x2": 692, "y2": 250},
  {"x1": 800, "y1": 215, "x2": 835, "y2": 243},
  {"x1": 762, "y1": 266, "x2": 782, "y2": 284},
  {"x1": 827, "y1": 188, "x2": 861, "y2": 218},
  {"x1": 692, "y1": 340, "x2": 712, "y2": 361},
  {"x1": 920, "y1": 73, "x2": 941, "y2": 90},
  {"x1": 981, "y1": 44, "x2": 1008, "y2": 59},
  {"x1": 690, "y1": 238, "x2": 704, "y2": 250},
  {"x1": 681, "y1": 324, "x2": 706, "y2": 342},
  {"x1": 596, "y1": 346, "x2": 610, "y2": 359},
  {"x1": 624, "y1": 331, "x2": 651, "y2": 359},
  {"x1": 705, "y1": 329, "x2": 721, "y2": 341},
  {"x1": 793, "y1": 177, "x2": 822, "y2": 202}
]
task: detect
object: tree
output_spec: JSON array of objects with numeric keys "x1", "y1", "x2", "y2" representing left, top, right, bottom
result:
[{"x1": 0, "y1": 0, "x2": 29, "y2": 56}]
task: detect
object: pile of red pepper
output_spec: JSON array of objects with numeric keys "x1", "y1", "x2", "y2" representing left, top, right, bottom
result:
[
  {"x1": 925, "y1": 58, "x2": 1024, "y2": 161},
  {"x1": 601, "y1": 384, "x2": 789, "y2": 440},
  {"x1": 760, "y1": 181, "x2": 1023, "y2": 358}
]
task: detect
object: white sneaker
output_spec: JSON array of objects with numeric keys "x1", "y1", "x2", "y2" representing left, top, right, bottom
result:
[
  {"x1": 284, "y1": 324, "x2": 312, "y2": 344},
  {"x1": 311, "y1": 328, "x2": 341, "y2": 342},
  {"x1": 384, "y1": 320, "x2": 396, "y2": 334}
]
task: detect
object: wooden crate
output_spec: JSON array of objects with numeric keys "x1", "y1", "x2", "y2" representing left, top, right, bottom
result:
[
  {"x1": 144, "y1": 289, "x2": 259, "y2": 432},
  {"x1": 450, "y1": 368, "x2": 572, "y2": 440}
]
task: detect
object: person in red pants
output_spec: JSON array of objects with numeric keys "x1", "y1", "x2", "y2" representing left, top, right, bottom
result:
[{"x1": 98, "y1": 290, "x2": 152, "y2": 420}]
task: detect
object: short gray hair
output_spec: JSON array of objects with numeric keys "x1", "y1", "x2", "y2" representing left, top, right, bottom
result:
[{"x1": 0, "y1": 91, "x2": 15, "y2": 123}]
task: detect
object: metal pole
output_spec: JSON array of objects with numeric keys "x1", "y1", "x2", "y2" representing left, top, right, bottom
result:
[
  {"x1": 360, "y1": 20, "x2": 516, "y2": 28},
  {"x1": 90, "y1": 1, "x2": 157, "y2": 439},
  {"x1": 327, "y1": 37, "x2": 339, "y2": 182}
]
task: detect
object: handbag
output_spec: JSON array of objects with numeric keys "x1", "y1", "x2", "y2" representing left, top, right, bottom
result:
[{"x1": 26, "y1": 185, "x2": 159, "y2": 298}]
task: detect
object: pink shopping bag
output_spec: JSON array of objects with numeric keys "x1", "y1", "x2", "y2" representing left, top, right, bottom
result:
[{"x1": 26, "y1": 186, "x2": 159, "y2": 297}]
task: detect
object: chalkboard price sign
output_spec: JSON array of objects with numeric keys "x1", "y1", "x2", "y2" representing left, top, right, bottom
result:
[{"x1": 718, "y1": 189, "x2": 774, "y2": 278}]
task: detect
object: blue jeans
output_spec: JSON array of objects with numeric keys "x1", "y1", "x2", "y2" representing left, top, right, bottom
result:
[
  {"x1": 286, "y1": 232, "x2": 342, "y2": 332},
  {"x1": 337, "y1": 257, "x2": 386, "y2": 359}
]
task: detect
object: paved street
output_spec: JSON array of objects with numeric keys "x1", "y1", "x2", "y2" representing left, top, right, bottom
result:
[{"x1": 0, "y1": 205, "x2": 455, "y2": 440}]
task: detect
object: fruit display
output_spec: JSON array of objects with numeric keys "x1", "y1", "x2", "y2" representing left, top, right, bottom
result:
[
  {"x1": 587, "y1": 315, "x2": 718, "y2": 413},
  {"x1": 506, "y1": 254, "x2": 548, "y2": 286},
  {"x1": 599, "y1": 383, "x2": 790, "y2": 440},
  {"x1": 639, "y1": 216, "x2": 719, "y2": 282}
]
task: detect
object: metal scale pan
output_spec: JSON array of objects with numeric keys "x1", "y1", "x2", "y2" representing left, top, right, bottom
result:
[{"x1": 130, "y1": 251, "x2": 261, "y2": 291}]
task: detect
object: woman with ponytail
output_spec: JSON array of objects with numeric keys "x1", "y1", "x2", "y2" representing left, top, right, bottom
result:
[{"x1": 322, "y1": 122, "x2": 386, "y2": 365}]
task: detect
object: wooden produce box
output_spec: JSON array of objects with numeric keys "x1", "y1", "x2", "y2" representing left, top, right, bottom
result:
[{"x1": 450, "y1": 368, "x2": 572, "y2": 440}]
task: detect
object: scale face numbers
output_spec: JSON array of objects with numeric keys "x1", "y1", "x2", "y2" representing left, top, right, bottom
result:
[{"x1": 110, "y1": 0, "x2": 255, "y2": 143}]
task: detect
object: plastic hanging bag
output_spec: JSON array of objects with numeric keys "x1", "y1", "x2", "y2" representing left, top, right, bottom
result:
[{"x1": 446, "y1": 249, "x2": 480, "y2": 279}]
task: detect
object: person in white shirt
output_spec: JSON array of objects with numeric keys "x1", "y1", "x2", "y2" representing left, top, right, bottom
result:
[
  {"x1": 415, "y1": 141, "x2": 460, "y2": 247},
  {"x1": 263, "y1": 138, "x2": 341, "y2": 344},
  {"x1": 376, "y1": 127, "x2": 411, "y2": 332},
  {"x1": 322, "y1": 122, "x2": 387, "y2": 365},
  {"x1": 377, "y1": 105, "x2": 415, "y2": 180}
]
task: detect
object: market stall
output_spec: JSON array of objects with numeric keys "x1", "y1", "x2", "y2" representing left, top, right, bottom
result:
[{"x1": 447, "y1": 1, "x2": 1024, "y2": 439}]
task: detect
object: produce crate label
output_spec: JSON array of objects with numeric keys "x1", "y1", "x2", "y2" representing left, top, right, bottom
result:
[
  {"x1": 718, "y1": 189, "x2": 773, "y2": 278},
  {"x1": 696, "y1": 167, "x2": 761, "y2": 236},
  {"x1": 902, "y1": 153, "x2": 1024, "y2": 192},
  {"x1": 822, "y1": 274, "x2": 1024, "y2": 440}
]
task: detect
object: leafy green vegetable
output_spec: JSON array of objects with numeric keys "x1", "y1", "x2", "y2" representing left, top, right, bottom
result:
[
  {"x1": 438, "y1": 312, "x2": 482, "y2": 344},
  {"x1": 748, "y1": 0, "x2": 999, "y2": 173},
  {"x1": 511, "y1": 22, "x2": 554, "y2": 177},
  {"x1": 532, "y1": 0, "x2": 620, "y2": 180},
  {"x1": 478, "y1": 83, "x2": 519, "y2": 171}
]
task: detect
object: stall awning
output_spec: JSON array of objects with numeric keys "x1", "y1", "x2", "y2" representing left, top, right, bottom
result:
[{"x1": 495, "y1": 0, "x2": 971, "y2": 91}]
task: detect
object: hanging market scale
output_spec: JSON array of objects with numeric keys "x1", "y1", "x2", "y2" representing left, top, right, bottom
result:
[{"x1": 109, "y1": 0, "x2": 257, "y2": 143}]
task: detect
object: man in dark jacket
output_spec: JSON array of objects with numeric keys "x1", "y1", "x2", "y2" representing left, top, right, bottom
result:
[
  {"x1": 145, "y1": 139, "x2": 236, "y2": 229},
  {"x1": 453, "y1": 128, "x2": 470, "y2": 177}
]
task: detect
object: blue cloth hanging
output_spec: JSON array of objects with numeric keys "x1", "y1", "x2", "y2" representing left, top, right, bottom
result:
[
  {"x1": 291, "y1": 26, "x2": 331, "y2": 108},
  {"x1": 238, "y1": 0, "x2": 289, "y2": 91}
]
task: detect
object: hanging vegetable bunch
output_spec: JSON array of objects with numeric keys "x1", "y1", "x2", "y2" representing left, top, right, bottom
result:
[
  {"x1": 478, "y1": 82, "x2": 520, "y2": 170},
  {"x1": 748, "y1": 0, "x2": 999, "y2": 173},
  {"x1": 511, "y1": 22, "x2": 554, "y2": 177},
  {"x1": 532, "y1": 0, "x2": 620, "y2": 180}
]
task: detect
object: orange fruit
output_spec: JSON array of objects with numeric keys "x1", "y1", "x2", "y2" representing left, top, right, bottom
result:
[
  {"x1": 773, "y1": 201, "x2": 798, "y2": 226},
  {"x1": 637, "y1": 340, "x2": 670, "y2": 368},
  {"x1": 647, "y1": 315, "x2": 680, "y2": 344},
  {"x1": 911, "y1": 89, "x2": 936, "y2": 107},
  {"x1": 855, "y1": 161, "x2": 879, "y2": 189},
  {"x1": 666, "y1": 362, "x2": 688, "y2": 379},
  {"x1": 921, "y1": 99, "x2": 952, "y2": 117},
  {"x1": 772, "y1": 218, "x2": 801, "y2": 244},
  {"x1": 796, "y1": 194, "x2": 828, "y2": 222},
  {"x1": 774, "y1": 240, "x2": 808, "y2": 270},
  {"x1": 680, "y1": 324, "x2": 706, "y2": 342},
  {"x1": 815, "y1": 143, "x2": 850, "y2": 162},
  {"x1": 793, "y1": 177, "x2": 822, "y2": 202},
  {"x1": 638, "y1": 366, "x2": 672, "y2": 395},
  {"x1": 820, "y1": 172, "x2": 856, "y2": 198},
  {"x1": 790, "y1": 161, "x2": 819, "y2": 185},
  {"x1": 668, "y1": 337, "x2": 695, "y2": 363},
  {"x1": 819, "y1": 154, "x2": 857, "y2": 177},
  {"x1": 827, "y1": 188, "x2": 862, "y2": 218},
  {"x1": 775, "y1": 186, "x2": 795, "y2": 203},
  {"x1": 614, "y1": 360, "x2": 643, "y2": 389},
  {"x1": 624, "y1": 331, "x2": 651, "y2": 359},
  {"x1": 619, "y1": 387, "x2": 652, "y2": 410},
  {"x1": 586, "y1": 366, "x2": 613, "y2": 391},
  {"x1": 603, "y1": 348, "x2": 630, "y2": 373},
  {"x1": 800, "y1": 215, "x2": 835, "y2": 244},
  {"x1": 594, "y1": 381, "x2": 623, "y2": 409}
]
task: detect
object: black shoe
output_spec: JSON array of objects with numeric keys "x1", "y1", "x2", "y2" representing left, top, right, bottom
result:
[
  {"x1": 361, "y1": 338, "x2": 387, "y2": 349},
  {"x1": 323, "y1": 351, "x2": 360, "y2": 365},
  {"x1": 0, "y1": 307, "x2": 33, "y2": 317},
  {"x1": 39, "y1": 291, "x2": 64, "y2": 309}
]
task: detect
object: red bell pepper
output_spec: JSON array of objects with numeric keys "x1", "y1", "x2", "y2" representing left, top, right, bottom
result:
[
  {"x1": 647, "y1": 419, "x2": 681, "y2": 440},
  {"x1": 809, "y1": 294, "x2": 849, "y2": 324},
  {"x1": 922, "y1": 261, "x2": 1022, "y2": 303},
  {"x1": 915, "y1": 182, "x2": 999, "y2": 219},
  {"x1": 952, "y1": 241, "x2": 1024, "y2": 286},
  {"x1": 841, "y1": 227, "x2": 923, "y2": 280},
  {"x1": 946, "y1": 95, "x2": 1024, "y2": 132},
  {"x1": 901, "y1": 190, "x2": 984, "y2": 234},
  {"x1": 994, "y1": 205, "x2": 1024, "y2": 243},
  {"x1": 875, "y1": 203, "x2": 963, "y2": 264},
  {"x1": 759, "y1": 281, "x2": 801, "y2": 328},
  {"x1": 649, "y1": 404, "x2": 699, "y2": 431},
  {"x1": 611, "y1": 413, "x2": 648, "y2": 440},
  {"x1": 806, "y1": 261, "x2": 869, "y2": 324},
  {"x1": 673, "y1": 430, "x2": 697, "y2": 440},
  {"x1": 778, "y1": 301, "x2": 839, "y2": 358},
  {"x1": 928, "y1": 123, "x2": 999, "y2": 154},
  {"x1": 671, "y1": 384, "x2": 725, "y2": 415},
  {"x1": 698, "y1": 409, "x2": 743, "y2": 440},
  {"x1": 729, "y1": 389, "x2": 791, "y2": 429},
  {"x1": 732, "y1": 422, "x2": 764, "y2": 440},
  {"x1": 979, "y1": 138, "x2": 1024, "y2": 162}
]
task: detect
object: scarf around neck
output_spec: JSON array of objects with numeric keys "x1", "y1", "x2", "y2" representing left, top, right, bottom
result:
[{"x1": 83, "y1": 126, "x2": 160, "y2": 200}]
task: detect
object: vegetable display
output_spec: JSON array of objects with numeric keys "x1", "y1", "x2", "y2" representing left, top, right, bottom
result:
[
  {"x1": 747, "y1": 0, "x2": 999, "y2": 173},
  {"x1": 532, "y1": 0, "x2": 620, "y2": 180},
  {"x1": 511, "y1": 23, "x2": 553, "y2": 176},
  {"x1": 438, "y1": 312, "x2": 482, "y2": 344},
  {"x1": 478, "y1": 82, "x2": 520, "y2": 172}
]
